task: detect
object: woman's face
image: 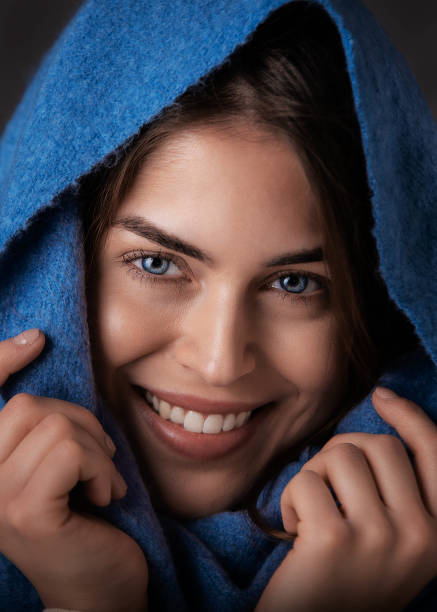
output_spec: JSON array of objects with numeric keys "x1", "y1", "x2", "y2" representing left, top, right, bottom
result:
[{"x1": 88, "y1": 123, "x2": 346, "y2": 518}]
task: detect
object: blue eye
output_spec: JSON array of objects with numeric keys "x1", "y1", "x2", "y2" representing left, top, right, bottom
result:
[
  {"x1": 122, "y1": 250, "x2": 328, "y2": 304},
  {"x1": 141, "y1": 256, "x2": 170, "y2": 275},
  {"x1": 279, "y1": 274, "x2": 308, "y2": 293},
  {"x1": 126, "y1": 252, "x2": 183, "y2": 280},
  {"x1": 269, "y1": 272, "x2": 325, "y2": 300},
  {"x1": 122, "y1": 251, "x2": 187, "y2": 283}
]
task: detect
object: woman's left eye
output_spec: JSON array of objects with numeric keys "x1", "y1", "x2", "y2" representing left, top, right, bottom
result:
[
  {"x1": 270, "y1": 273, "x2": 322, "y2": 294},
  {"x1": 267, "y1": 272, "x2": 328, "y2": 305}
]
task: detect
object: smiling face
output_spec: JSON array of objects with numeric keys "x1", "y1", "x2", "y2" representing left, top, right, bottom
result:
[{"x1": 88, "y1": 122, "x2": 347, "y2": 518}]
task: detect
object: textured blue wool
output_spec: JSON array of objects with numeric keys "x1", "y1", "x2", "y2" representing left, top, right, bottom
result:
[{"x1": 0, "y1": 0, "x2": 436, "y2": 609}]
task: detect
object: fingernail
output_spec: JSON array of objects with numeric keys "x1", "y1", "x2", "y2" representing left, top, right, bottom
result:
[
  {"x1": 13, "y1": 328, "x2": 41, "y2": 346},
  {"x1": 375, "y1": 386, "x2": 398, "y2": 399},
  {"x1": 105, "y1": 434, "x2": 116, "y2": 454}
]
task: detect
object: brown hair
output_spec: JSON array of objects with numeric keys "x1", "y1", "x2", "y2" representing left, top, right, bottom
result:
[{"x1": 80, "y1": 1, "x2": 420, "y2": 537}]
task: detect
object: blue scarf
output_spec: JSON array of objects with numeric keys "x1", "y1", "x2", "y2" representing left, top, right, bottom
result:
[{"x1": 1, "y1": 0, "x2": 436, "y2": 609}]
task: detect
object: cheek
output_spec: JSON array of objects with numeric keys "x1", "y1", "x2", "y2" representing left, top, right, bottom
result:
[
  {"x1": 91, "y1": 275, "x2": 178, "y2": 368},
  {"x1": 265, "y1": 311, "x2": 343, "y2": 392}
]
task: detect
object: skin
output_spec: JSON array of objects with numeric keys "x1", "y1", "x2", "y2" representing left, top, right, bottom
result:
[
  {"x1": 1, "y1": 333, "x2": 437, "y2": 611},
  {"x1": 87, "y1": 123, "x2": 347, "y2": 518},
  {"x1": 0, "y1": 331, "x2": 148, "y2": 612},
  {"x1": 0, "y1": 124, "x2": 435, "y2": 610},
  {"x1": 256, "y1": 392, "x2": 437, "y2": 611}
]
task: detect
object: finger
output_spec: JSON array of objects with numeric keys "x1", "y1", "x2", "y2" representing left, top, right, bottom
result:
[
  {"x1": 372, "y1": 387, "x2": 437, "y2": 515},
  {"x1": 0, "y1": 330, "x2": 45, "y2": 386},
  {"x1": 281, "y1": 469, "x2": 343, "y2": 537},
  {"x1": 302, "y1": 443, "x2": 389, "y2": 525},
  {"x1": 2, "y1": 412, "x2": 126, "y2": 505},
  {"x1": 372, "y1": 387, "x2": 437, "y2": 449},
  {"x1": 334, "y1": 433, "x2": 428, "y2": 519},
  {"x1": 8, "y1": 440, "x2": 123, "y2": 534},
  {"x1": 0, "y1": 393, "x2": 116, "y2": 464}
]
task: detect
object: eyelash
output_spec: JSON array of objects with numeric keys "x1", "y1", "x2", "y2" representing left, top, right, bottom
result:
[{"x1": 120, "y1": 249, "x2": 329, "y2": 306}]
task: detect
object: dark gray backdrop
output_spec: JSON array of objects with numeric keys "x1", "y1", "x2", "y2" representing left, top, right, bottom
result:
[{"x1": 1, "y1": 0, "x2": 436, "y2": 134}]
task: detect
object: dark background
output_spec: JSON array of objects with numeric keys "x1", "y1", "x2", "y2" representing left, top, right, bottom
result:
[{"x1": 1, "y1": 0, "x2": 436, "y2": 134}]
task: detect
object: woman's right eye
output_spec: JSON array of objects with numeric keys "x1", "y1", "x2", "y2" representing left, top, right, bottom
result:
[
  {"x1": 133, "y1": 255, "x2": 181, "y2": 277},
  {"x1": 121, "y1": 250, "x2": 187, "y2": 285}
]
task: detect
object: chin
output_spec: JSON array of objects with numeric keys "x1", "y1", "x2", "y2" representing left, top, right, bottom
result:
[{"x1": 146, "y1": 462, "x2": 256, "y2": 519}]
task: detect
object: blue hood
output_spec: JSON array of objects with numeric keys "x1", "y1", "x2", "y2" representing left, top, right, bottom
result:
[{"x1": 1, "y1": 0, "x2": 436, "y2": 610}]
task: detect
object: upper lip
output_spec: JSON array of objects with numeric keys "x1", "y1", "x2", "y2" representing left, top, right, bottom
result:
[{"x1": 135, "y1": 385, "x2": 271, "y2": 415}]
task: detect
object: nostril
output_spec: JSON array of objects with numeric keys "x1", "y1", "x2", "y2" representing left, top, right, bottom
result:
[{"x1": 171, "y1": 325, "x2": 256, "y2": 386}]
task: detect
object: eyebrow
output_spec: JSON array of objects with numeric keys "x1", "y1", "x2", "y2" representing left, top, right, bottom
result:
[{"x1": 113, "y1": 215, "x2": 324, "y2": 267}]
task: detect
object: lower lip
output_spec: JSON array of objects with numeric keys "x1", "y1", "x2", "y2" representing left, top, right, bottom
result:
[{"x1": 133, "y1": 388, "x2": 276, "y2": 460}]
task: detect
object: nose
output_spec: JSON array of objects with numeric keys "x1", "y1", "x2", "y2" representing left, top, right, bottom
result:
[{"x1": 172, "y1": 287, "x2": 256, "y2": 387}]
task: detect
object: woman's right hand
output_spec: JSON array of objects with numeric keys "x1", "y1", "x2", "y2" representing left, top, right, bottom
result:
[{"x1": 0, "y1": 329, "x2": 148, "y2": 612}]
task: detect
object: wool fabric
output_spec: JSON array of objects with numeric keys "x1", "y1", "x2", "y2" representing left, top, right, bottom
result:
[{"x1": 1, "y1": 0, "x2": 436, "y2": 610}]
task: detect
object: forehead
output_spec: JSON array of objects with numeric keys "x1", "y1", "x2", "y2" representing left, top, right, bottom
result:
[{"x1": 114, "y1": 124, "x2": 323, "y2": 257}]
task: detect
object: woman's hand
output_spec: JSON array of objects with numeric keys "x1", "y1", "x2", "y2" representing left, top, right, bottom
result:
[
  {"x1": 256, "y1": 386, "x2": 437, "y2": 612},
  {"x1": 0, "y1": 329, "x2": 148, "y2": 612}
]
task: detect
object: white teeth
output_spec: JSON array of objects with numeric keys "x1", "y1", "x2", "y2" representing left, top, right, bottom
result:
[
  {"x1": 203, "y1": 414, "x2": 224, "y2": 434},
  {"x1": 170, "y1": 405, "x2": 185, "y2": 425},
  {"x1": 158, "y1": 400, "x2": 171, "y2": 420},
  {"x1": 222, "y1": 413, "x2": 236, "y2": 431},
  {"x1": 235, "y1": 411, "x2": 250, "y2": 428},
  {"x1": 184, "y1": 410, "x2": 204, "y2": 433},
  {"x1": 143, "y1": 390, "x2": 254, "y2": 434}
]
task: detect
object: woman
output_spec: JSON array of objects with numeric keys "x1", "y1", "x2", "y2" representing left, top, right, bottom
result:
[{"x1": 0, "y1": 0, "x2": 436, "y2": 610}]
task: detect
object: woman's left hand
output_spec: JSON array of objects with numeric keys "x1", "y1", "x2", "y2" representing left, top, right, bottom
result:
[{"x1": 255, "y1": 387, "x2": 437, "y2": 612}]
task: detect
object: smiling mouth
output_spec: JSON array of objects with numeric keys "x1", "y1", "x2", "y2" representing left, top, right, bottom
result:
[{"x1": 133, "y1": 386, "x2": 272, "y2": 435}]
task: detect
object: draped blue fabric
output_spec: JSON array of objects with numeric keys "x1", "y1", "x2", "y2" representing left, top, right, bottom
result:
[{"x1": 0, "y1": 0, "x2": 436, "y2": 609}]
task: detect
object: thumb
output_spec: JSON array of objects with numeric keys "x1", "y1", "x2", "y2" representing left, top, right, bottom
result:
[
  {"x1": 371, "y1": 384, "x2": 437, "y2": 449},
  {"x1": 0, "y1": 329, "x2": 45, "y2": 386}
]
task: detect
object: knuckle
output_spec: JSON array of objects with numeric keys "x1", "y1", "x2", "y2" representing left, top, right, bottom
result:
[
  {"x1": 322, "y1": 433, "x2": 372, "y2": 451},
  {"x1": 65, "y1": 405, "x2": 106, "y2": 441},
  {"x1": 39, "y1": 412, "x2": 75, "y2": 438},
  {"x1": 322, "y1": 434, "x2": 352, "y2": 450},
  {"x1": 280, "y1": 470, "x2": 315, "y2": 509},
  {"x1": 4, "y1": 498, "x2": 34, "y2": 535},
  {"x1": 54, "y1": 437, "x2": 83, "y2": 461},
  {"x1": 317, "y1": 521, "x2": 352, "y2": 551},
  {"x1": 5, "y1": 392, "x2": 37, "y2": 417},
  {"x1": 363, "y1": 520, "x2": 395, "y2": 551},
  {"x1": 327, "y1": 442, "x2": 362, "y2": 460},
  {"x1": 290, "y1": 468, "x2": 318, "y2": 489},
  {"x1": 296, "y1": 468, "x2": 317, "y2": 481},
  {"x1": 79, "y1": 408, "x2": 98, "y2": 427},
  {"x1": 402, "y1": 517, "x2": 435, "y2": 558}
]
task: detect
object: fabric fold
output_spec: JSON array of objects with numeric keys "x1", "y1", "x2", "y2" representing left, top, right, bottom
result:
[{"x1": 1, "y1": 0, "x2": 436, "y2": 610}]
